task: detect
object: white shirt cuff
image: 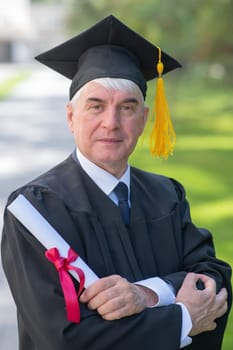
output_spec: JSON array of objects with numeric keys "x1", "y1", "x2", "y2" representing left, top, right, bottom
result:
[
  {"x1": 135, "y1": 277, "x2": 175, "y2": 306},
  {"x1": 135, "y1": 278, "x2": 193, "y2": 348},
  {"x1": 176, "y1": 302, "x2": 192, "y2": 348}
]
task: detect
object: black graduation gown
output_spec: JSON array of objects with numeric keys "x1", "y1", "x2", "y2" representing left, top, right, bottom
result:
[{"x1": 1, "y1": 154, "x2": 232, "y2": 350}]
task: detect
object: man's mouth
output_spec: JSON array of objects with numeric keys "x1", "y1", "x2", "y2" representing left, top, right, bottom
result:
[{"x1": 98, "y1": 138, "x2": 122, "y2": 143}]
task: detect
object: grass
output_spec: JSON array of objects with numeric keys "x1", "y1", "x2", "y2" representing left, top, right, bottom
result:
[
  {"x1": 0, "y1": 70, "x2": 30, "y2": 99},
  {"x1": 130, "y1": 73, "x2": 233, "y2": 349}
]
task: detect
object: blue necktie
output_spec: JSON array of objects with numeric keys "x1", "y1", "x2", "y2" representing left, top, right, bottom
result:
[{"x1": 114, "y1": 182, "x2": 130, "y2": 225}]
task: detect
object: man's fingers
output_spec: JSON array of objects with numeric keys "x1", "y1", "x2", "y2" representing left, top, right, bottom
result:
[
  {"x1": 196, "y1": 274, "x2": 216, "y2": 292},
  {"x1": 80, "y1": 275, "x2": 120, "y2": 303},
  {"x1": 101, "y1": 306, "x2": 128, "y2": 320},
  {"x1": 80, "y1": 275, "x2": 148, "y2": 320},
  {"x1": 86, "y1": 286, "x2": 120, "y2": 310},
  {"x1": 100, "y1": 301, "x2": 141, "y2": 320},
  {"x1": 180, "y1": 273, "x2": 216, "y2": 291},
  {"x1": 97, "y1": 297, "x2": 125, "y2": 316},
  {"x1": 180, "y1": 272, "x2": 202, "y2": 289},
  {"x1": 214, "y1": 288, "x2": 228, "y2": 319},
  {"x1": 216, "y1": 288, "x2": 228, "y2": 301},
  {"x1": 216, "y1": 301, "x2": 228, "y2": 319},
  {"x1": 207, "y1": 321, "x2": 217, "y2": 332}
]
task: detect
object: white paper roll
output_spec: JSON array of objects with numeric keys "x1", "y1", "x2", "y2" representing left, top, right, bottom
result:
[{"x1": 8, "y1": 194, "x2": 99, "y2": 288}]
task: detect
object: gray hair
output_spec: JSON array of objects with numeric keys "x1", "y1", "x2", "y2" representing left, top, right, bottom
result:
[{"x1": 71, "y1": 77, "x2": 145, "y2": 106}]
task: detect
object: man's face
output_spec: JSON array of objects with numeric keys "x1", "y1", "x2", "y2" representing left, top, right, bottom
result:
[{"x1": 67, "y1": 81, "x2": 148, "y2": 178}]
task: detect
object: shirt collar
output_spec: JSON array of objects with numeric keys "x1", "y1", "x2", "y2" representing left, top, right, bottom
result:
[{"x1": 76, "y1": 147, "x2": 130, "y2": 195}]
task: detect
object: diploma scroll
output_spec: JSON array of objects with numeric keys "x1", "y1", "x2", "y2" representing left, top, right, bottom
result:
[{"x1": 8, "y1": 194, "x2": 99, "y2": 288}]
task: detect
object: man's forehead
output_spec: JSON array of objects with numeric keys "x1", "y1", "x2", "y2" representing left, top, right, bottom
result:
[{"x1": 82, "y1": 81, "x2": 143, "y2": 102}]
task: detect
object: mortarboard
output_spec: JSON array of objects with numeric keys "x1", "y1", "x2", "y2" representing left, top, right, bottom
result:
[{"x1": 35, "y1": 15, "x2": 182, "y2": 158}]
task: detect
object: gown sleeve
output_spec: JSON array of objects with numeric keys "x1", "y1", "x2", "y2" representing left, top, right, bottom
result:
[
  {"x1": 1, "y1": 185, "x2": 182, "y2": 350},
  {"x1": 163, "y1": 179, "x2": 232, "y2": 350},
  {"x1": 163, "y1": 179, "x2": 232, "y2": 293}
]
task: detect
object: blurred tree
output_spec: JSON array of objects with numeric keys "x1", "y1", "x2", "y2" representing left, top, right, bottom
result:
[
  {"x1": 65, "y1": 0, "x2": 233, "y2": 75},
  {"x1": 31, "y1": 0, "x2": 61, "y2": 3}
]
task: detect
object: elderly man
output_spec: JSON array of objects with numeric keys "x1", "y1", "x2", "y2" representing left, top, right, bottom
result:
[{"x1": 1, "y1": 15, "x2": 231, "y2": 350}]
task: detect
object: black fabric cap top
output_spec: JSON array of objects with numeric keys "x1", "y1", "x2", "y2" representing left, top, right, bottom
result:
[{"x1": 35, "y1": 15, "x2": 181, "y2": 99}]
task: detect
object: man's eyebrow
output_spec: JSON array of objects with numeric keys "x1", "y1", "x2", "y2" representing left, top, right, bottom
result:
[
  {"x1": 121, "y1": 98, "x2": 139, "y2": 104},
  {"x1": 85, "y1": 97, "x2": 104, "y2": 103},
  {"x1": 85, "y1": 97, "x2": 139, "y2": 104}
]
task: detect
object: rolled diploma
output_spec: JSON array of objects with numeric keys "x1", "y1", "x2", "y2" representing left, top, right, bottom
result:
[{"x1": 7, "y1": 194, "x2": 99, "y2": 288}]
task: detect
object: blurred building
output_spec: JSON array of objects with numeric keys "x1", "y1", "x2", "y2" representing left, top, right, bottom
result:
[
  {"x1": 0, "y1": 0, "x2": 37, "y2": 62},
  {"x1": 31, "y1": 0, "x2": 67, "y2": 54},
  {"x1": 0, "y1": 0, "x2": 67, "y2": 63}
]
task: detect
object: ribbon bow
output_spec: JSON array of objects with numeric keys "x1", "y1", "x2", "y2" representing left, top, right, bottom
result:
[{"x1": 45, "y1": 247, "x2": 85, "y2": 323}]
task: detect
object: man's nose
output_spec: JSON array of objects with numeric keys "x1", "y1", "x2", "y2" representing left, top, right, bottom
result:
[{"x1": 102, "y1": 107, "x2": 120, "y2": 129}]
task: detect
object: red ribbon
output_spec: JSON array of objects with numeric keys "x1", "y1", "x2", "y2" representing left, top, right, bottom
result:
[{"x1": 45, "y1": 247, "x2": 85, "y2": 323}]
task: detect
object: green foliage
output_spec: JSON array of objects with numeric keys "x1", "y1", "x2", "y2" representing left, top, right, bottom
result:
[
  {"x1": 65, "y1": 0, "x2": 233, "y2": 78},
  {"x1": 0, "y1": 71, "x2": 30, "y2": 100}
]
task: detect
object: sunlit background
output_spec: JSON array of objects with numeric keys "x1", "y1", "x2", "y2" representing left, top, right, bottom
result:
[{"x1": 0, "y1": 0, "x2": 232, "y2": 349}]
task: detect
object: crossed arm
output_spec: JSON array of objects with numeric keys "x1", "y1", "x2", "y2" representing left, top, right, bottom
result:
[{"x1": 80, "y1": 272, "x2": 228, "y2": 337}]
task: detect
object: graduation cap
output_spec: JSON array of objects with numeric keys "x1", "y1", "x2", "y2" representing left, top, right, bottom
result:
[{"x1": 35, "y1": 15, "x2": 182, "y2": 158}]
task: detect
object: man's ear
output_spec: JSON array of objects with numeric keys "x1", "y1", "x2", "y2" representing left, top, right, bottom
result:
[
  {"x1": 143, "y1": 106, "x2": 149, "y2": 125},
  {"x1": 139, "y1": 106, "x2": 149, "y2": 136},
  {"x1": 66, "y1": 102, "x2": 74, "y2": 133}
]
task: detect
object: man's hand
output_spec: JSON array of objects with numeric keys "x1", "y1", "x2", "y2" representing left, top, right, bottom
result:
[
  {"x1": 176, "y1": 273, "x2": 228, "y2": 336},
  {"x1": 80, "y1": 274, "x2": 158, "y2": 320}
]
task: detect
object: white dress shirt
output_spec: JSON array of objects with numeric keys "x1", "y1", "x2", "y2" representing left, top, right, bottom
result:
[{"x1": 76, "y1": 147, "x2": 192, "y2": 347}]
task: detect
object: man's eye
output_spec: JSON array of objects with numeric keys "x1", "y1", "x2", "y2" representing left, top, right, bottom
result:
[
  {"x1": 91, "y1": 105, "x2": 103, "y2": 111},
  {"x1": 121, "y1": 104, "x2": 135, "y2": 114}
]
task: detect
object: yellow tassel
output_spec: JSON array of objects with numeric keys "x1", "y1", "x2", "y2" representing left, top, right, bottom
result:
[{"x1": 149, "y1": 47, "x2": 176, "y2": 159}]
